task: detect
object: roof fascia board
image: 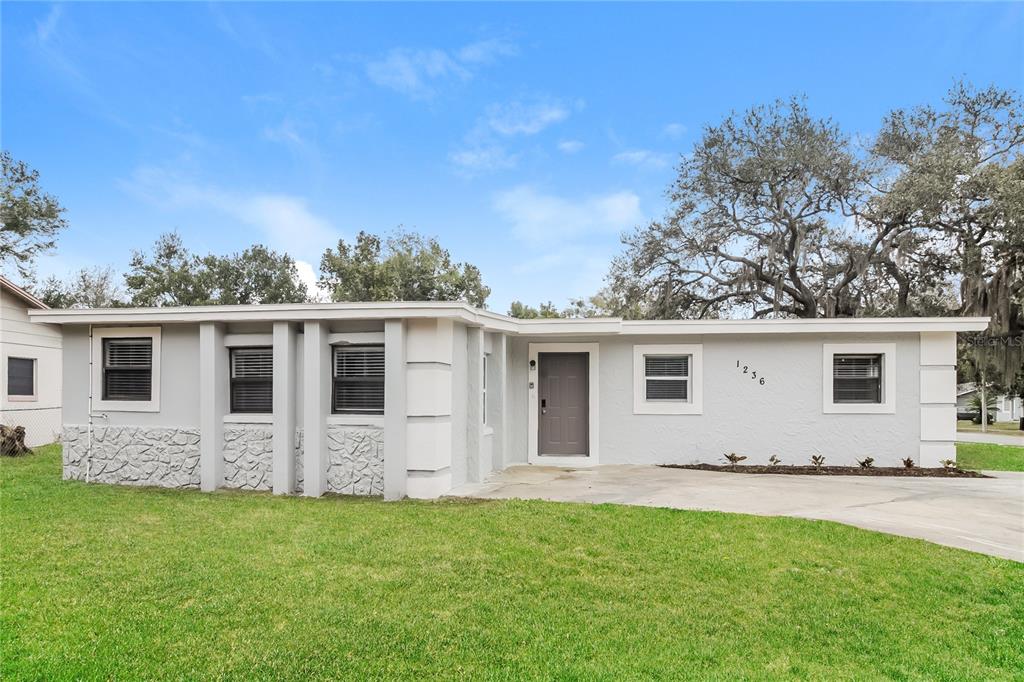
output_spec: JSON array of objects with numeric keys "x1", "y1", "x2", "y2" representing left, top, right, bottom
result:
[{"x1": 28, "y1": 304, "x2": 990, "y2": 335}]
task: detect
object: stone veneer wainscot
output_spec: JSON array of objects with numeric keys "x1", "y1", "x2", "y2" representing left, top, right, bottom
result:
[
  {"x1": 294, "y1": 425, "x2": 383, "y2": 496},
  {"x1": 223, "y1": 425, "x2": 273, "y2": 491},
  {"x1": 62, "y1": 425, "x2": 201, "y2": 489}
]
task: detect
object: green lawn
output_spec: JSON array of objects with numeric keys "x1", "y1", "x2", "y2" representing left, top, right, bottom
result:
[
  {"x1": 957, "y1": 441, "x2": 1024, "y2": 472},
  {"x1": 957, "y1": 420, "x2": 1024, "y2": 437},
  {"x1": 3, "y1": 446, "x2": 1023, "y2": 680}
]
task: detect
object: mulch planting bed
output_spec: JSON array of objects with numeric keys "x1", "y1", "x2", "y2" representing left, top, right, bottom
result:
[{"x1": 659, "y1": 464, "x2": 990, "y2": 478}]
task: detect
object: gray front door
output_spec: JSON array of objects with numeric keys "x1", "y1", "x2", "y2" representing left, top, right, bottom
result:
[{"x1": 538, "y1": 352, "x2": 589, "y2": 456}]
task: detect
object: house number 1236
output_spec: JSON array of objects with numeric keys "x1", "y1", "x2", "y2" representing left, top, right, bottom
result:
[{"x1": 737, "y1": 361, "x2": 766, "y2": 385}]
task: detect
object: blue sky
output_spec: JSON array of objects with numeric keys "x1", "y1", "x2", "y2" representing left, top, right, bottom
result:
[{"x1": 3, "y1": 2, "x2": 1022, "y2": 312}]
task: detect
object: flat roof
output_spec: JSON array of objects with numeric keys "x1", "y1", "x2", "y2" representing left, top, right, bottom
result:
[{"x1": 27, "y1": 301, "x2": 991, "y2": 335}]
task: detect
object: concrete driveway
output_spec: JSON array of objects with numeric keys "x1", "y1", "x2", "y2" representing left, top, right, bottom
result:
[{"x1": 451, "y1": 465, "x2": 1024, "y2": 562}]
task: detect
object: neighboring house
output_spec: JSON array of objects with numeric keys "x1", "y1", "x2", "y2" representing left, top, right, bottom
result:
[
  {"x1": 956, "y1": 383, "x2": 1022, "y2": 422},
  {"x1": 28, "y1": 303, "x2": 987, "y2": 498},
  {"x1": 1, "y1": 276, "x2": 62, "y2": 447}
]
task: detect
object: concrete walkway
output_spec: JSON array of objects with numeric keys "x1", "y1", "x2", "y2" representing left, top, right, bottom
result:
[
  {"x1": 957, "y1": 431, "x2": 1024, "y2": 447},
  {"x1": 451, "y1": 465, "x2": 1024, "y2": 562}
]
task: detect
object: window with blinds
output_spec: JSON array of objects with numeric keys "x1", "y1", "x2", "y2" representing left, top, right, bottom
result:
[
  {"x1": 333, "y1": 345, "x2": 384, "y2": 414},
  {"x1": 644, "y1": 355, "x2": 689, "y2": 401},
  {"x1": 230, "y1": 347, "x2": 273, "y2": 413},
  {"x1": 7, "y1": 357, "x2": 35, "y2": 397},
  {"x1": 103, "y1": 338, "x2": 153, "y2": 401},
  {"x1": 833, "y1": 354, "x2": 882, "y2": 403}
]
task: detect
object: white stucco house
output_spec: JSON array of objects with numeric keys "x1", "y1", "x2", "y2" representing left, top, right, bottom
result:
[
  {"x1": 1, "y1": 275, "x2": 62, "y2": 447},
  {"x1": 28, "y1": 302, "x2": 987, "y2": 498},
  {"x1": 956, "y1": 383, "x2": 1022, "y2": 423}
]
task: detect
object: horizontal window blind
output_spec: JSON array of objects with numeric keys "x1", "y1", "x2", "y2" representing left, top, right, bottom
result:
[
  {"x1": 103, "y1": 338, "x2": 152, "y2": 401},
  {"x1": 644, "y1": 354, "x2": 689, "y2": 402},
  {"x1": 333, "y1": 345, "x2": 384, "y2": 414},
  {"x1": 231, "y1": 347, "x2": 273, "y2": 413},
  {"x1": 833, "y1": 354, "x2": 882, "y2": 403},
  {"x1": 7, "y1": 358, "x2": 35, "y2": 396},
  {"x1": 646, "y1": 378, "x2": 687, "y2": 400},
  {"x1": 645, "y1": 355, "x2": 688, "y2": 377}
]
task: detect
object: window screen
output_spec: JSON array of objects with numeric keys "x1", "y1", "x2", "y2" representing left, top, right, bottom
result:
[
  {"x1": 833, "y1": 354, "x2": 882, "y2": 403},
  {"x1": 103, "y1": 338, "x2": 152, "y2": 401},
  {"x1": 644, "y1": 355, "x2": 689, "y2": 401},
  {"x1": 333, "y1": 345, "x2": 384, "y2": 414},
  {"x1": 7, "y1": 357, "x2": 35, "y2": 396},
  {"x1": 230, "y1": 347, "x2": 273, "y2": 413}
]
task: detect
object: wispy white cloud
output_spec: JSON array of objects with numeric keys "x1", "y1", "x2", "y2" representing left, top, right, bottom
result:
[
  {"x1": 450, "y1": 97, "x2": 576, "y2": 173},
  {"x1": 612, "y1": 149, "x2": 672, "y2": 170},
  {"x1": 485, "y1": 99, "x2": 571, "y2": 136},
  {"x1": 365, "y1": 48, "x2": 468, "y2": 99},
  {"x1": 262, "y1": 119, "x2": 307, "y2": 148},
  {"x1": 35, "y1": 4, "x2": 63, "y2": 43},
  {"x1": 557, "y1": 139, "x2": 585, "y2": 154},
  {"x1": 120, "y1": 165, "x2": 338, "y2": 262},
  {"x1": 365, "y1": 37, "x2": 517, "y2": 99},
  {"x1": 663, "y1": 122, "x2": 687, "y2": 139},
  {"x1": 492, "y1": 185, "x2": 642, "y2": 244},
  {"x1": 456, "y1": 38, "x2": 519, "y2": 65},
  {"x1": 449, "y1": 145, "x2": 519, "y2": 174}
]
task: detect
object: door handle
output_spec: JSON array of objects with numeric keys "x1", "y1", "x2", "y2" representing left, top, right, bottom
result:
[{"x1": 541, "y1": 398, "x2": 547, "y2": 414}]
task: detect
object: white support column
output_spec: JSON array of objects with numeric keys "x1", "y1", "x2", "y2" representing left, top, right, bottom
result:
[
  {"x1": 302, "y1": 321, "x2": 330, "y2": 497},
  {"x1": 405, "y1": 318, "x2": 455, "y2": 498},
  {"x1": 383, "y1": 319, "x2": 407, "y2": 501},
  {"x1": 272, "y1": 322, "x2": 297, "y2": 495},
  {"x1": 919, "y1": 331, "x2": 957, "y2": 467},
  {"x1": 492, "y1": 333, "x2": 508, "y2": 472},
  {"x1": 199, "y1": 322, "x2": 228, "y2": 492},
  {"x1": 466, "y1": 327, "x2": 484, "y2": 483}
]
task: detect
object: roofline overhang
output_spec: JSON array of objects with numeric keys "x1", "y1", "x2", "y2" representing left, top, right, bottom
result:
[
  {"x1": 27, "y1": 302, "x2": 992, "y2": 335},
  {"x1": 0, "y1": 275, "x2": 49, "y2": 310}
]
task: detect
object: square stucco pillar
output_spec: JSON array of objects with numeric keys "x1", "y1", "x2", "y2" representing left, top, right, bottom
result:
[
  {"x1": 199, "y1": 322, "x2": 228, "y2": 492},
  {"x1": 383, "y1": 319, "x2": 407, "y2": 500},
  {"x1": 272, "y1": 322, "x2": 297, "y2": 495},
  {"x1": 919, "y1": 331, "x2": 957, "y2": 467},
  {"x1": 405, "y1": 318, "x2": 455, "y2": 498},
  {"x1": 466, "y1": 327, "x2": 484, "y2": 483},
  {"x1": 303, "y1": 321, "x2": 330, "y2": 497},
  {"x1": 491, "y1": 333, "x2": 508, "y2": 472}
]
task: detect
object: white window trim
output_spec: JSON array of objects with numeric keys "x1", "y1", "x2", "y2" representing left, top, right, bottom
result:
[
  {"x1": 633, "y1": 344, "x2": 703, "y2": 415},
  {"x1": 328, "y1": 331, "x2": 384, "y2": 346},
  {"x1": 223, "y1": 414, "x2": 272, "y2": 424},
  {"x1": 4, "y1": 355, "x2": 38, "y2": 402},
  {"x1": 327, "y1": 414, "x2": 384, "y2": 427},
  {"x1": 823, "y1": 343, "x2": 895, "y2": 414},
  {"x1": 91, "y1": 326, "x2": 161, "y2": 413},
  {"x1": 527, "y1": 342, "x2": 599, "y2": 466},
  {"x1": 223, "y1": 333, "x2": 273, "y2": 347}
]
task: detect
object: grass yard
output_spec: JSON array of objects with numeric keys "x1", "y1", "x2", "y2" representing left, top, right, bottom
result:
[
  {"x1": 956, "y1": 441, "x2": 1024, "y2": 472},
  {"x1": 957, "y1": 420, "x2": 1024, "y2": 437},
  {"x1": 3, "y1": 446, "x2": 1023, "y2": 680}
]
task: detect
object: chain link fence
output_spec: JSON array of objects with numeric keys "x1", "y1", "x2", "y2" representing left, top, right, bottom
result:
[{"x1": 0, "y1": 407, "x2": 61, "y2": 450}]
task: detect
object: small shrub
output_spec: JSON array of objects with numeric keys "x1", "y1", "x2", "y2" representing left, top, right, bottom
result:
[
  {"x1": 723, "y1": 452, "x2": 748, "y2": 466},
  {"x1": 767, "y1": 454, "x2": 782, "y2": 466},
  {"x1": 857, "y1": 457, "x2": 875, "y2": 469},
  {"x1": 901, "y1": 457, "x2": 916, "y2": 469},
  {"x1": 810, "y1": 454, "x2": 825, "y2": 469},
  {"x1": 940, "y1": 458, "x2": 957, "y2": 470}
]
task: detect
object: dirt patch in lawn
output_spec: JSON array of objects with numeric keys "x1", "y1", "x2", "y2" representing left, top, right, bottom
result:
[{"x1": 659, "y1": 464, "x2": 991, "y2": 478}]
